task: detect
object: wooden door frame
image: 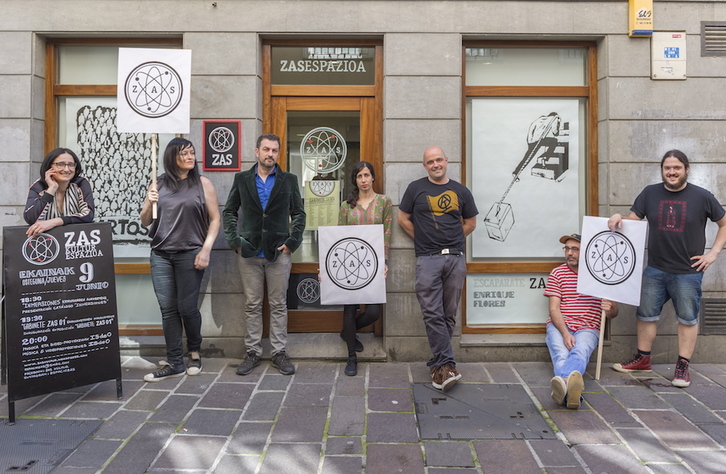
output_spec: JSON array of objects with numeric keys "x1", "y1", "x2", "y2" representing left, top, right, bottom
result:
[
  {"x1": 461, "y1": 41, "x2": 598, "y2": 334},
  {"x1": 262, "y1": 41, "x2": 383, "y2": 335}
]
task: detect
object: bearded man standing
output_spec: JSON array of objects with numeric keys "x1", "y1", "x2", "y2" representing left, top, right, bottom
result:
[{"x1": 608, "y1": 149, "x2": 726, "y2": 388}]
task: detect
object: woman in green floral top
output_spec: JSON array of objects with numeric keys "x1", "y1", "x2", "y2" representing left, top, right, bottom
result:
[{"x1": 337, "y1": 161, "x2": 392, "y2": 376}]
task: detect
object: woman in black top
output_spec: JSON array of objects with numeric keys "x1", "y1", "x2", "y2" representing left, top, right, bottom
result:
[{"x1": 140, "y1": 138, "x2": 220, "y2": 382}]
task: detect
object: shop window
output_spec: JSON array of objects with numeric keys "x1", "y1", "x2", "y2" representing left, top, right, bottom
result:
[
  {"x1": 46, "y1": 39, "x2": 181, "y2": 332},
  {"x1": 463, "y1": 43, "x2": 598, "y2": 332}
]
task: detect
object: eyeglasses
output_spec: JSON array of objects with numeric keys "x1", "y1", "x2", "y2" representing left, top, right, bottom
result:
[
  {"x1": 562, "y1": 246, "x2": 580, "y2": 253},
  {"x1": 52, "y1": 162, "x2": 76, "y2": 170}
]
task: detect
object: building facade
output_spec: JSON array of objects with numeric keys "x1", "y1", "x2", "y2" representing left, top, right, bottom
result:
[{"x1": 3, "y1": 0, "x2": 726, "y2": 363}]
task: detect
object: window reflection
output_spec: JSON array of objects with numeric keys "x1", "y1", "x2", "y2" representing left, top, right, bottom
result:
[{"x1": 287, "y1": 111, "x2": 361, "y2": 263}]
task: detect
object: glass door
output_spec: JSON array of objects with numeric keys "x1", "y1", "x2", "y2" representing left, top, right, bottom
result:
[{"x1": 270, "y1": 96, "x2": 381, "y2": 334}]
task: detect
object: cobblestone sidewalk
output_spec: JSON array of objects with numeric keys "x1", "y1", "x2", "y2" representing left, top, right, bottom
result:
[{"x1": 2, "y1": 358, "x2": 726, "y2": 473}]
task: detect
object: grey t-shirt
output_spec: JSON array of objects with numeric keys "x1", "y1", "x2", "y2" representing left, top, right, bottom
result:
[{"x1": 150, "y1": 176, "x2": 209, "y2": 252}]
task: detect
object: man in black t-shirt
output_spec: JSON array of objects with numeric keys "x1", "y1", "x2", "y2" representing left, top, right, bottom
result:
[
  {"x1": 398, "y1": 146, "x2": 479, "y2": 392},
  {"x1": 608, "y1": 149, "x2": 726, "y2": 388}
]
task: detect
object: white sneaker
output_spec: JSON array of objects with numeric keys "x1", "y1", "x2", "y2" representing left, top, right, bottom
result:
[
  {"x1": 550, "y1": 376, "x2": 567, "y2": 405},
  {"x1": 566, "y1": 370, "x2": 584, "y2": 409}
]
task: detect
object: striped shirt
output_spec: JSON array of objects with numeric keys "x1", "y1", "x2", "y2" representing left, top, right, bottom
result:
[
  {"x1": 24, "y1": 177, "x2": 94, "y2": 226},
  {"x1": 543, "y1": 263, "x2": 602, "y2": 331}
]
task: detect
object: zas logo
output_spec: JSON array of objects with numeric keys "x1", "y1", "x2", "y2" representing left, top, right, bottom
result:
[{"x1": 22, "y1": 234, "x2": 61, "y2": 265}]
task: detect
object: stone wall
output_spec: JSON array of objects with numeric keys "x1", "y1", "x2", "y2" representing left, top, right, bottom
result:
[{"x1": 3, "y1": 1, "x2": 726, "y2": 363}]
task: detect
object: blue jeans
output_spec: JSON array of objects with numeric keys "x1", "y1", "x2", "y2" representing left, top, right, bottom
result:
[
  {"x1": 415, "y1": 254, "x2": 467, "y2": 369},
  {"x1": 637, "y1": 265, "x2": 703, "y2": 326},
  {"x1": 546, "y1": 323, "x2": 599, "y2": 378},
  {"x1": 150, "y1": 248, "x2": 205, "y2": 367}
]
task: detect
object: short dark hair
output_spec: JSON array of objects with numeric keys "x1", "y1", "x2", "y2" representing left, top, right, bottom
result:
[
  {"x1": 661, "y1": 149, "x2": 689, "y2": 169},
  {"x1": 161, "y1": 137, "x2": 200, "y2": 192},
  {"x1": 256, "y1": 134, "x2": 281, "y2": 149},
  {"x1": 39, "y1": 148, "x2": 83, "y2": 186}
]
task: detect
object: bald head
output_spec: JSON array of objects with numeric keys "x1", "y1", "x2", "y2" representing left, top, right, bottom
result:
[
  {"x1": 423, "y1": 146, "x2": 445, "y2": 162},
  {"x1": 422, "y1": 146, "x2": 449, "y2": 184}
]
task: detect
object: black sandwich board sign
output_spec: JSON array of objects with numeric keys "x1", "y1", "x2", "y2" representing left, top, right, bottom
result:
[{"x1": 1, "y1": 223, "x2": 122, "y2": 423}]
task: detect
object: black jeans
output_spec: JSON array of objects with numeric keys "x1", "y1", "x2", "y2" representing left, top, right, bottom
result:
[
  {"x1": 342, "y1": 304, "x2": 381, "y2": 356},
  {"x1": 150, "y1": 248, "x2": 204, "y2": 367}
]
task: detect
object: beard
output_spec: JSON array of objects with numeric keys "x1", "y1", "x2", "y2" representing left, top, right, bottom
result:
[
  {"x1": 663, "y1": 172, "x2": 688, "y2": 190},
  {"x1": 258, "y1": 157, "x2": 275, "y2": 170}
]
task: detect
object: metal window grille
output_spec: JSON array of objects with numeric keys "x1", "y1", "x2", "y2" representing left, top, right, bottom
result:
[
  {"x1": 701, "y1": 22, "x2": 726, "y2": 57},
  {"x1": 700, "y1": 298, "x2": 726, "y2": 335}
]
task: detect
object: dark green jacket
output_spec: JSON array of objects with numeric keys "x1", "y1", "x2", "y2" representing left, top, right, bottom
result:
[{"x1": 223, "y1": 164, "x2": 306, "y2": 261}]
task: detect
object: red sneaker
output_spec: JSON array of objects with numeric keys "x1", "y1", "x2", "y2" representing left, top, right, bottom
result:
[
  {"x1": 672, "y1": 359, "x2": 691, "y2": 388},
  {"x1": 612, "y1": 354, "x2": 652, "y2": 373}
]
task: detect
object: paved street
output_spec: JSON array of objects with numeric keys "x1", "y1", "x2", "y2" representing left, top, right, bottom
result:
[{"x1": 2, "y1": 358, "x2": 726, "y2": 473}]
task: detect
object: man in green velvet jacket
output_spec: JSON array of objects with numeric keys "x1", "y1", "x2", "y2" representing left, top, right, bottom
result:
[{"x1": 223, "y1": 134, "x2": 306, "y2": 376}]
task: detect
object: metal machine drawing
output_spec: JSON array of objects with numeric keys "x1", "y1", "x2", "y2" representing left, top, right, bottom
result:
[{"x1": 484, "y1": 112, "x2": 570, "y2": 242}]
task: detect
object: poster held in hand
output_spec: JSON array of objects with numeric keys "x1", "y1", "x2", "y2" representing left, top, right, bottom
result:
[
  {"x1": 116, "y1": 48, "x2": 192, "y2": 220},
  {"x1": 116, "y1": 48, "x2": 191, "y2": 134},
  {"x1": 577, "y1": 216, "x2": 647, "y2": 379},
  {"x1": 577, "y1": 216, "x2": 647, "y2": 306},
  {"x1": 318, "y1": 225, "x2": 386, "y2": 305}
]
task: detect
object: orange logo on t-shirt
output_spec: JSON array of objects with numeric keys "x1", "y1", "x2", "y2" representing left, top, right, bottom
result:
[{"x1": 426, "y1": 190, "x2": 459, "y2": 217}]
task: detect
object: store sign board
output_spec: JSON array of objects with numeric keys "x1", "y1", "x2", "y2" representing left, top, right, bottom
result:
[
  {"x1": 203, "y1": 121, "x2": 241, "y2": 171},
  {"x1": 466, "y1": 273, "x2": 550, "y2": 325},
  {"x1": 271, "y1": 46, "x2": 376, "y2": 85},
  {"x1": 2, "y1": 223, "x2": 121, "y2": 402}
]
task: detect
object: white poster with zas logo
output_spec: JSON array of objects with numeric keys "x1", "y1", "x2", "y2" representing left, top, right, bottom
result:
[
  {"x1": 577, "y1": 216, "x2": 647, "y2": 306},
  {"x1": 116, "y1": 48, "x2": 192, "y2": 134},
  {"x1": 318, "y1": 225, "x2": 386, "y2": 305}
]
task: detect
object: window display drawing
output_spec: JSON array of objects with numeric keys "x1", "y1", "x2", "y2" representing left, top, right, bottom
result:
[
  {"x1": 471, "y1": 98, "x2": 581, "y2": 259},
  {"x1": 309, "y1": 180, "x2": 336, "y2": 197},
  {"x1": 300, "y1": 127, "x2": 347, "y2": 174},
  {"x1": 484, "y1": 112, "x2": 570, "y2": 242},
  {"x1": 76, "y1": 104, "x2": 152, "y2": 247},
  {"x1": 584, "y1": 231, "x2": 636, "y2": 285},
  {"x1": 65, "y1": 97, "x2": 169, "y2": 258}
]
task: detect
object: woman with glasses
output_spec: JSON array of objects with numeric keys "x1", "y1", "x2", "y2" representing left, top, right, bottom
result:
[
  {"x1": 140, "y1": 138, "x2": 220, "y2": 382},
  {"x1": 24, "y1": 148, "x2": 95, "y2": 237}
]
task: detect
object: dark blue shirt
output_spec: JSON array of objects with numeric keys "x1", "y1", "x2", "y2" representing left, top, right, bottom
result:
[{"x1": 255, "y1": 165, "x2": 276, "y2": 256}]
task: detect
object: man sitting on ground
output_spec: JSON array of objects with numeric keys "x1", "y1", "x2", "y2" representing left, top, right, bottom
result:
[{"x1": 545, "y1": 233, "x2": 619, "y2": 409}]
